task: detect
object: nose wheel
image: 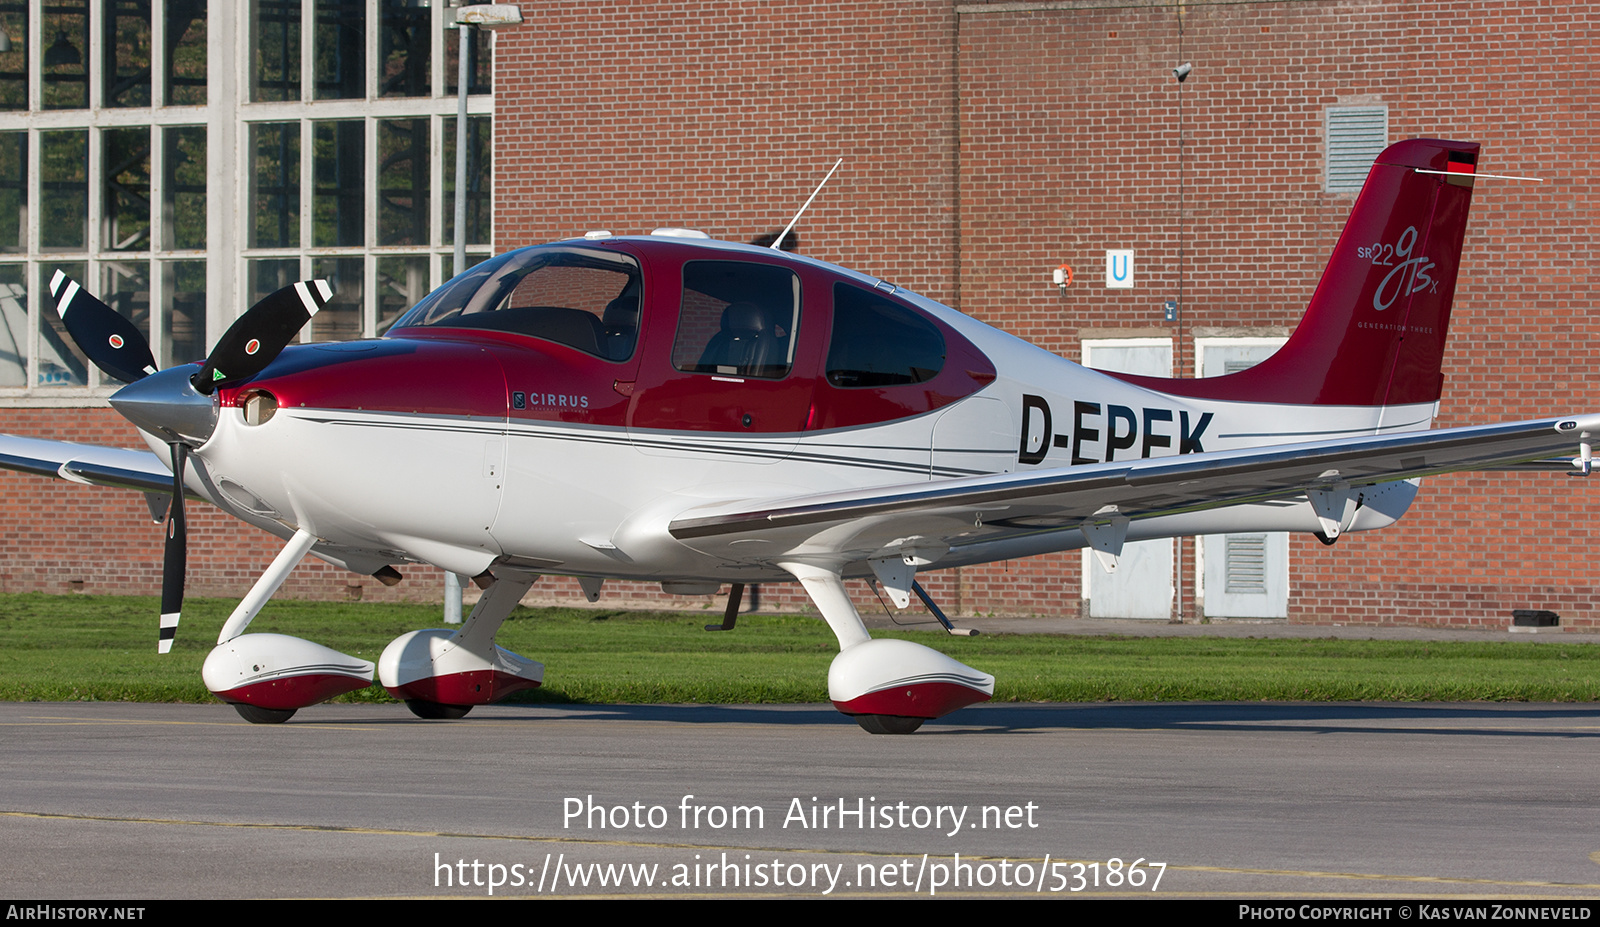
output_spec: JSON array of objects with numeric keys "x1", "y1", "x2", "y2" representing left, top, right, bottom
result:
[{"x1": 405, "y1": 699, "x2": 474, "y2": 720}]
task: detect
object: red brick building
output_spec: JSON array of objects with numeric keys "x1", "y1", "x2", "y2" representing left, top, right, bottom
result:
[{"x1": 1, "y1": 1, "x2": 1594, "y2": 628}]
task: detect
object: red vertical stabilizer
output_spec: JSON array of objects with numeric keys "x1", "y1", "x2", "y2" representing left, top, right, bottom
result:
[{"x1": 1116, "y1": 138, "x2": 1479, "y2": 406}]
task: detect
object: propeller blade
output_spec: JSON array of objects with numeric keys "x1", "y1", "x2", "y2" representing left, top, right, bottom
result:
[
  {"x1": 158, "y1": 443, "x2": 188, "y2": 654},
  {"x1": 48, "y1": 270, "x2": 158, "y2": 384},
  {"x1": 190, "y1": 280, "x2": 331, "y2": 394}
]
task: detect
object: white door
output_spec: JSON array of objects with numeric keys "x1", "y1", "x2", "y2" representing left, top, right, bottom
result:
[
  {"x1": 1081, "y1": 339, "x2": 1172, "y2": 619},
  {"x1": 1198, "y1": 338, "x2": 1290, "y2": 619}
]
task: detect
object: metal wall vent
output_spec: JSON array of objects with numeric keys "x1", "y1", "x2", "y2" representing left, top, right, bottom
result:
[
  {"x1": 1224, "y1": 534, "x2": 1269, "y2": 595},
  {"x1": 1326, "y1": 106, "x2": 1388, "y2": 193}
]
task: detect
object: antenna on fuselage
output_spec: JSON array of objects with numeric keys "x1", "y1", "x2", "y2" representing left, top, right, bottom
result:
[{"x1": 771, "y1": 157, "x2": 843, "y2": 251}]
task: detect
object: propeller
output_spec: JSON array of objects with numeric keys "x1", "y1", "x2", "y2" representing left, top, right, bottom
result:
[
  {"x1": 48, "y1": 270, "x2": 157, "y2": 384},
  {"x1": 50, "y1": 272, "x2": 331, "y2": 652},
  {"x1": 159, "y1": 443, "x2": 187, "y2": 654},
  {"x1": 190, "y1": 280, "x2": 333, "y2": 394}
]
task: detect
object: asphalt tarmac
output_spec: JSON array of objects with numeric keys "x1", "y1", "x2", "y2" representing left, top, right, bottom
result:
[{"x1": 4, "y1": 700, "x2": 1600, "y2": 900}]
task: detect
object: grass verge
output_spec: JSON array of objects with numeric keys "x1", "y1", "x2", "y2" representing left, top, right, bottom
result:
[{"x1": 2, "y1": 592, "x2": 1599, "y2": 704}]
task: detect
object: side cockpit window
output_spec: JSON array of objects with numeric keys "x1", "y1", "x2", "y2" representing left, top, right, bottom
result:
[
  {"x1": 389, "y1": 247, "x2": 641, "y2": 361},
  {"x1": 672, "y1": 261, "x2": 800, "y2": 380},
  {"x1": 826, "y1": 283, "x2": 945, "y2": 387}
]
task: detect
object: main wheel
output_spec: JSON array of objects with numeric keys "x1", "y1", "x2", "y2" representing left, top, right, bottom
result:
[
  {"x1": 233, "y1": 703, "x2": 296, "y2": 724},
  {"x1": 405, "y1": 699, "x2": 473, "y2": 720},
  {"x1": 854, "y1": 714, "x2": 925, "y2": 735}
]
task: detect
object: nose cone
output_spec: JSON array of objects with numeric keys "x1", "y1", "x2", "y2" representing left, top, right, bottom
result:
[{"x1": 109, "y1": 365, "x2": 219, "y2": 447}]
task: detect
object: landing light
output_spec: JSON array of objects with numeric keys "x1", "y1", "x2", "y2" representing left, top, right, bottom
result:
[{"x1": 241, "y1": 390, "x2": 278, "y2": 426}]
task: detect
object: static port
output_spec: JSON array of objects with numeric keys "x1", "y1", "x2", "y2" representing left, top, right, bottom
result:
[{"x1": 241, "y1": 390, "x2": 278, "y2": 426}]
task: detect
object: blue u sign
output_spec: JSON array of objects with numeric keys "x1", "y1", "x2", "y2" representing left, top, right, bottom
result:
[{"x1": 1105, "y1": 250, "x2": 1134, "y2": 288}]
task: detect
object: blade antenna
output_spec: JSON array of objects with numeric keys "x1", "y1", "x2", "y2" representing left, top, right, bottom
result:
[{"x1": 771, "y1": 157, "x2": 843, "y2": 251}]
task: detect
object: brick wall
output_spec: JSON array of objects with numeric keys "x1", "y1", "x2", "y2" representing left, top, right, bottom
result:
[
  {"x1": 495, "y1": 0, "x2": 960, "y2": 298},
  {"x1": 951, "y1": 0, "x2": 1600, "y2": 626},
  {"x1": 1, "y1": 0, "x2": 1595, "y2": 630}
]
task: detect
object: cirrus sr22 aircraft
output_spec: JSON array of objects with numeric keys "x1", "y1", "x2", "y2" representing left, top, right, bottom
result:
[{"x1": 3, "y1": 138, "x2": 1593, "y2": 733}]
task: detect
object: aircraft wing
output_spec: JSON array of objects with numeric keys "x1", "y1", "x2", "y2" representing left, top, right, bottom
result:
[
  {"x1": 0, "y1": 432, "x2": 177, "y2": 495},
  {"x1": 669, "y1": 414, "x2": 1600, "y2": 566},
  {"x1": 0, "y1": 431, "x2": 399, "y2": 576}
]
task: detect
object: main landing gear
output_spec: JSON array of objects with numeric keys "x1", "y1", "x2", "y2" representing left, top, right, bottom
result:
[
  {"x1": 780, "y1": 561, "x2": 994, "y2": 734},
  {"x1": 376, "y1": 572, "x2": 544, "y2": 713},
  {"x1": 201, "y1": 528, "x2": 544, "y2": 723},
  {"x1": 404, "y1": 700, "x2": 473, "y2": 720},
  {"x1": 853, "y1": 714, "x2": 925, "y2": 735},
  {"x1": 232, "y1": 703, "x2": 297, "y2": 724}
]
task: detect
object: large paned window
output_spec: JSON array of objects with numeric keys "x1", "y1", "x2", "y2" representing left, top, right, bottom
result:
[
  {"x1": 252, "y1": 0, "x2": 299, "y2": 102},
  {"x1": 0, "y1": 132, "x2": 22, "y2": 249},
  {"x1": 0, "y1": 3, "x2": 26, "y2": 110},
  {"x1": 239, "y1": 1, "x2": 496, "y2": 346},
  {"x1": 42, "y1": 0, "x2": 89, "y2": 110},
  {"x1": 380, "y1": 1, "x2": 430, "y2": 97},
  {"x1": 165, "y1": 0, "x2": 205, "y2": 105},
  {"x1": 0, "y1": 0, "x2": 500, "y2": 397},
  {"x1": 250, "y1": 122, "x2": 299, "y2": 249},
  {"x1": 39, "y1": 129, "x2": 87, "y2": 249},
  {"x1": 0, "y1": 0, "x2": 218, "y2": 393},
  {"x1": 104, "y1": 0, "x2": 151, "y2": 107},
  {"x1": 162, "y1": 125, "x2": 205, "y2": 250}
]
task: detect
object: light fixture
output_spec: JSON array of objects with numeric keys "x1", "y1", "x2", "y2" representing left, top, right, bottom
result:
[
  {"x1": 454, "y1": 3, "x2": 524, "y2": 28},
  {"x1": 45, "y1": 31, "x2": 80, "y2": 69}
]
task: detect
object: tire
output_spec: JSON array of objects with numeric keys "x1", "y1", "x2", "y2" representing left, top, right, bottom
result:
[
  {"x1": 854, "y1": 714, "x2": 925, "y2": 735},
  {"x1": 233, "y1": 703, "x2": 296, "y2": 724},
  {"x1": 406, "y1": 699, "x2": 473, "y2": 720}
]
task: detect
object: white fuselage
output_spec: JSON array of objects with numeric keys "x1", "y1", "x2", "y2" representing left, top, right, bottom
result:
[{"x1": 159, "y1": 290, "x2": 1429, "y2": 586}]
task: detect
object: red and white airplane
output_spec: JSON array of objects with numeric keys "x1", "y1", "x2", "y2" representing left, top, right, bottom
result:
[{"x1": 4, "y1": 138, "x2": 1593, "y2": 732}]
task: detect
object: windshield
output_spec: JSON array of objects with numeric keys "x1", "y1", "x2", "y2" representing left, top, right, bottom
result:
[{"x1": 389, "y1": 246, "x2": 643, "y2": 361}]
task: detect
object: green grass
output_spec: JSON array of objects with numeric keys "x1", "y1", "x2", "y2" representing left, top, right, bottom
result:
[{"x1": 2, "y1": 592, "x2": 1600, "y2": 704}]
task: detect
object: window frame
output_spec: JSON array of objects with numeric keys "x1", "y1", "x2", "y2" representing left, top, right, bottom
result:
[{"x1": 0, "y1": 0, "x2": 500, "y2": 401}]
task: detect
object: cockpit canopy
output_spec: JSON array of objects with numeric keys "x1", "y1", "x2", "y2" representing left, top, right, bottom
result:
[{"x1": 389, "y1": 246, "x2": 641, "y2": 361}]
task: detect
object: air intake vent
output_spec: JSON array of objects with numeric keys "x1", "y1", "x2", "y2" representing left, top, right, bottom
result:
[
  {"x1": 1326, "y1": 106, "x2": 1388, "y2": 193},
  {"x1": 1224, "y1": 534, "x2": 1269, "y2": 595}
]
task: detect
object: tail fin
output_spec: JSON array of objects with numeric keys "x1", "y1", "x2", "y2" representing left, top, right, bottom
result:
[{"x1": 1121, "y1": 138, "x2": 1479, "y2": 406}]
